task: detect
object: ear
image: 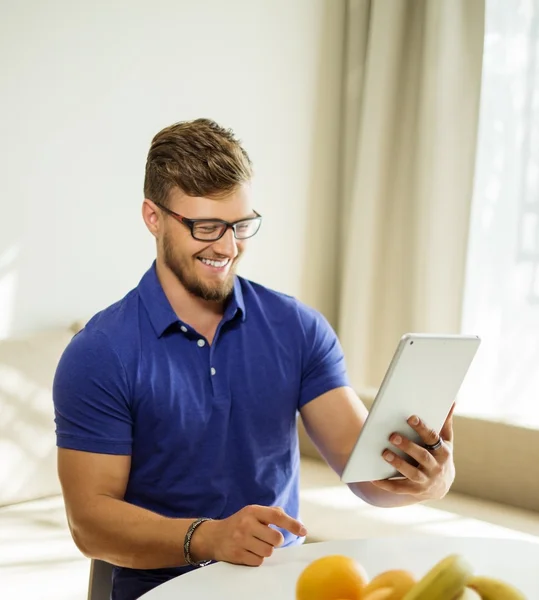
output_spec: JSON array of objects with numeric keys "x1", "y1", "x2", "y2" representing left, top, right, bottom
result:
[{"x1": 142, "y1": 199, "x2": 161, "y2": 238}]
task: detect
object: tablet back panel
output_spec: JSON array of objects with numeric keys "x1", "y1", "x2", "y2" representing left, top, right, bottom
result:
[{"x1": 341, "y1": 333, "x2": 481, "y2": 483}]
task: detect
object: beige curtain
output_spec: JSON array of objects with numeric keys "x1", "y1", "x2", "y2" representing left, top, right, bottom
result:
[{"x1": 336, "y1": 0, "x2": 486, "y2": 391}]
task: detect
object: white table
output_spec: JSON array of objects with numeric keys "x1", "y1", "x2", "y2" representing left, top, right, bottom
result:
[{"x1": 140, "y1": 536, "x2": 538, "y2": 599}]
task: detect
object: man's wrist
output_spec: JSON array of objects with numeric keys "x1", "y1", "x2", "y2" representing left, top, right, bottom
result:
[{"x1": 188, "y1": 518, "x2": 216, "y2": 563}]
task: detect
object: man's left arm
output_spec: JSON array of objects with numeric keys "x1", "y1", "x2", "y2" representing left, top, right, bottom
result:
[{"x1": 300, "y1": 387, "x2": 456, "y2": 507}]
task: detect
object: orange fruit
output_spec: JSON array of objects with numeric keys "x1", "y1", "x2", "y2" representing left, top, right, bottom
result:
[
  {"x1": 362, "y1": 589, "x2": 394, "y2": 600},
  {"x1": 361, "y1": 569, "x2": 416, "y2": 600},
  {"x1": 295, "y1": 554, "x2": 369, "y2": 600}
]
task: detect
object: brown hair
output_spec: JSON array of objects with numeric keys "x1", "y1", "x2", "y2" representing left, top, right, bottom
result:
[{"x1": 143, "y1": 118, "x2": 253, "y2": 206}]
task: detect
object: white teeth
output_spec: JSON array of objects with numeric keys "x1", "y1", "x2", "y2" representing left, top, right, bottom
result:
[{"x1": 200, "y1": 258, "x2": 229, "y2": 268}]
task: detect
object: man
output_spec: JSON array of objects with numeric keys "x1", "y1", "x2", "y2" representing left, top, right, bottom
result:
[{"x1": 53, "y1": 118, "x2": 455, "y2": 600}]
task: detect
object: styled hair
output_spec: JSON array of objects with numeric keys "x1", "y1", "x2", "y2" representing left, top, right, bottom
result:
[{"x1": 143, "y1": 118, "x2": 253, "y2": 206}]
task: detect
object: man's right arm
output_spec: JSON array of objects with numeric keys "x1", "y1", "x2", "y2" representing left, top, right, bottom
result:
[
  {"x1": 58, "y1": 447, "x2": 201, "y2": 569},
  {"x1": 58, "y1": 447, "x2": 306, "y2": 570}
]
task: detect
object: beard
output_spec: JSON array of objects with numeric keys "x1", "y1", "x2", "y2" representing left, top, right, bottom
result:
[{"x1": 163, "y1": 232, "x2": 238, "y2": 302}]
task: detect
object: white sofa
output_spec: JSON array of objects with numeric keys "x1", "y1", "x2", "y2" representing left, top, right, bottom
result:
[
  {"x1": 0, "y1": 324, "x2": 79, "y2": 507},
  {"x1": 1, "y1": 324, "x2": 539, "y2": 600},
  {"x1": 0, "y1": 323, "x2": 90, "y2": 599}
]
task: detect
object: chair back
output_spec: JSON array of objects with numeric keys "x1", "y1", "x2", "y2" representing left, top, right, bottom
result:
[{"x1": 87, "y1": 559, "x2": 113, "y2": 600}]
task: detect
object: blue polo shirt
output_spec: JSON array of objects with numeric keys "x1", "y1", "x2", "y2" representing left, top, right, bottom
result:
[{"x1": 52, "y1": 261, "x2": 349, "y2": 600}]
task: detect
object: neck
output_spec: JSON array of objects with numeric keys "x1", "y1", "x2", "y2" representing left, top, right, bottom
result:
[{"x1": 155, "y1": 258, "x2": 226, "y2": 327}]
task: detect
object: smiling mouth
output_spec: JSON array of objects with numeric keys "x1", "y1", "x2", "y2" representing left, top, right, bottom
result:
[{"x1": 197, "y1": 257, "x2": 230, "y2": 269}]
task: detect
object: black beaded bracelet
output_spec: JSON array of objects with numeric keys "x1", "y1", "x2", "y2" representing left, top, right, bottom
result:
[{"x1": 183, "y1": 517, "x2": 213, "y2": 567}]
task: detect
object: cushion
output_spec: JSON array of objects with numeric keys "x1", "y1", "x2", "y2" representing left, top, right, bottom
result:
[{"x1": 0, "y1": 327, "x2": 75, "y2": 506}]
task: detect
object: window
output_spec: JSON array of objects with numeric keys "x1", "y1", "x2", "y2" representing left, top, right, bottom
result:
[{"x1": 459, "y1": 0, "x2": 539, "y2": 428}]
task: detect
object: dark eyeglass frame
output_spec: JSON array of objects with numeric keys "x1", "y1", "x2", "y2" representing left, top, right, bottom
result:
[{"x1": 153, "y1": 202, "x2": 262, "y2": 241}]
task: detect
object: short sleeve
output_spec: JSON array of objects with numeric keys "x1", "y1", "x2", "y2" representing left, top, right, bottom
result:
[
  {"x1": 52, "y1": 328, "x2": 133, "y2": 455},
  {"x1": 297, "y1": 305, "x2": 350, "y2": 409}
]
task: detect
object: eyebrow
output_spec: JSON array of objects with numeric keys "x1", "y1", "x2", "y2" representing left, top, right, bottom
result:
[
  {"x1": 156, "y1": 201, "x2": 259, "y2": 222},
  {"x1": 182, "y1": 211, "x2": 259, "y2": 222}
]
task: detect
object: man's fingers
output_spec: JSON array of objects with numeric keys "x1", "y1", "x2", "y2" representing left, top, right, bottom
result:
[
  {"x1": 256, "y1": 505, "x2": 307, "y2": 537},
  {"x1": 244, "y1": 536, "x2": 275, "y2": 559},
  {"x1": 382, "y1": 448, "x2": 430, "y2": 483},
  {"x1": 371, "y1": 478, "x2": 417, "y2": 495},
  {"x1": 241, "y1": 550, "x2": 265, "y2": 567},
  {"x1": 439, "y1": 402, "x2": 456, "y2": 442},
  {"x1": 407, "y1": 415, "x2": 441, "y2": 446},
  {"x1": 252, "y1": 521, "x2": 285, "y2": 547}
]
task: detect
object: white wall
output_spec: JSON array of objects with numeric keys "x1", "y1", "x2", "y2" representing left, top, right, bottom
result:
[{"x1": 0, "y1": 0, "x2": 344, "y2": 338}]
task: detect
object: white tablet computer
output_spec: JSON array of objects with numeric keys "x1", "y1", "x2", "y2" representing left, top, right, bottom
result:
[{"x1": 341, "y1": 333, "x2": 481, "y2": 483}]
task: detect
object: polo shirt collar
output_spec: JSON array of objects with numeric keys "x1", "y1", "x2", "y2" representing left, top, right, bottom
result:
[
  {"x1": 227, "y1": 276, "x2": 246, "y2": 323},
  {"x1": 138, "y1": 261, "x2": 246, "y2": 338}
]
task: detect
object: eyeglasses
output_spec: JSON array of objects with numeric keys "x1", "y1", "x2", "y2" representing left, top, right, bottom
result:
[{"x1": 154, "y1": 202, "x2": 262, "y2": 242}]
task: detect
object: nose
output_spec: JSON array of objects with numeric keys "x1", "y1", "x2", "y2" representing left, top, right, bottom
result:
[{"x1": 211, "y1": 226, "x2": 238, "y2": 258}]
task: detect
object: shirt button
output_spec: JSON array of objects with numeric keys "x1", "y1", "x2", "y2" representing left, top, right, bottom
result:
[
  {"x1": 180, "y1": 325, "x2": 187, "y2": 333},
  {"x1": 197, "y1": 339, "x2": 206, "y2": 347},
  {"x1": 210, "y1": 367, "x2": 216, "y2": 376}
]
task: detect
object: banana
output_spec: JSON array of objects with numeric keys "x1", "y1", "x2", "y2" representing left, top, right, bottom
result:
[
  {"x1": 467, "y1": 575, "x2": 527, "y2": 600},
  {"x1": 401, "y1": 554, "x2": 473, "y2": 600},
  {"x1": 455, "y1": 588, "x2": 482, "y2": 599}
]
